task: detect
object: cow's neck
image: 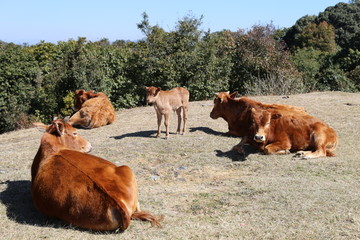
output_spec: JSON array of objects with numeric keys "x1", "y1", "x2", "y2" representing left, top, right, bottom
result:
[
  {"x1": 227, "y1": 98, "x2": 252, "y2": 123},
  {"x1": 31, "y1": 133, "x2": 64, "y2": 181}
]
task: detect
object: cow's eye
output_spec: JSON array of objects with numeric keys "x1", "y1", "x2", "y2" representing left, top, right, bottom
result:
[{"x1": 73, "y1": 132, "x2": 78, "y2": 136}]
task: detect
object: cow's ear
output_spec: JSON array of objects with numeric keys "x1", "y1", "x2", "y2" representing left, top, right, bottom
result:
[
  {"x1": 76, "y1": 89, "x2": 85, "y2": 95},
  {"x1": 54, "y1": 121, "x2": 65, "y2": 136},
  {"x1": 271, "y1": 113, "x2": 282, "y2": 119},
  {"x1": 33, "y1": 122, "x2": 48, "y2": 133},
  {"x1": 229, "y1": 91, "x2": 238, "y2": 99},
  {"x1": 155, "y1": 87, "x2": 161, "y2": 95},
  {"x1": 88, "y1": 91, "x2": 98, "y2": 98},
  {"x1": 64, "y1": 116, "x2": 70, "y2": 123}
]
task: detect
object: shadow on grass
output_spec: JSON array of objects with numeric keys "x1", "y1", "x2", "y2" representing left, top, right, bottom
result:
[
  {"x1": 215, "y1": 144, "x2": 259, "y2": 162},
  {"x1": 0, "y1": 180, "x2": 55, "y2": 226},
  {"x1": 189, "y1": 127, "x2": 229, "y2": 136},
  {"x1": 110, "y1": 130, "x2": 157, "y2": 140},
  {"x1": 0, "y1": 180, "x2": 124, "y2": 234}
]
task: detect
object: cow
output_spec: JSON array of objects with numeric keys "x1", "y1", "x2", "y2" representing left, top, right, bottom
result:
[
  {"x1": 249, "y1": 107, "x2": 338, "y2": 159},
  {"x1": 210, "y1": 91, "x2": 306, "y2": 154},
  {"x1": 145, "y1": 86, "x2": 189, "y2": 138},
  {"x1": 31, "y1": 119, "x2": 162, "y2": 231},
  {"x1": 68, "y1": 89, "x2": 116, "y2": 128}
]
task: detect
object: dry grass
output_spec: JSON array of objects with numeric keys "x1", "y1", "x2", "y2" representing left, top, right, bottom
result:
[{"x1": 1, "y1": 91, "x2": 360, "y2": 240}]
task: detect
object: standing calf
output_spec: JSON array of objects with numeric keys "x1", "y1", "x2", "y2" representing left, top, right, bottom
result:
[{"x1": 145, "y1": 86, "x2": 189, "y2": 138}]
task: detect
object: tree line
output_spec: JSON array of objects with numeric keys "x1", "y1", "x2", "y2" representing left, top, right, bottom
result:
[{"x1": 0, "y1": 1, "x2": 359, "y2": 134}]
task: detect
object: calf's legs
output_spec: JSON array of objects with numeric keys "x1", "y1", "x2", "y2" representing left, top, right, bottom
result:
[
  {"x1": 156, "y1": 111, "x2": 162, "y2": 137},
  {"x1": 182, "y1": 106, "x2": 188, "y2": 135}
]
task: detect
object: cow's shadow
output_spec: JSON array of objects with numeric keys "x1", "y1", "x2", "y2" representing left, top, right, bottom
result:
[
  {"x1": 189, "y1": 127, "x2": 228, "y2": 136},
  {"x1": 190, "y1": 127, "x2": 258, "y2": 161},
  {"x1": 110, "y1": 130, "x2": 157, "y2": 140},
  {"x1": 214, "y1": 145, "x2": 258, "y2": 162},
  {"x1": 0, "y1": 180, "x2": 55, "y2": 226},
  {"x1": 0, "y1": 180, "x2": 123, "y2": 234}
]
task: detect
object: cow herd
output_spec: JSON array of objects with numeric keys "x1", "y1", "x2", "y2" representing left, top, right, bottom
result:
[{"x1": 31, "y1": 87, "x2": 338, "y2": 232}]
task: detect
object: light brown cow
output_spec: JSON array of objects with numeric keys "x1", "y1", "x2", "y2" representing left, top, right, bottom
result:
[
  {"x1": 69, "y1": 89, "x2": 116, "y2": 128},
  {"x1": 210, "y1": 91, "x2": 306, "y2": 153},
  {"x1": 32, "y1": 119, "x2": 162, "y2": 231},
  {"x1": 250, "y1": 107, "x2": 338, "y2": 159},
  {"x1": 145, "y1": 86, "x2": 189, "y2": 138}
]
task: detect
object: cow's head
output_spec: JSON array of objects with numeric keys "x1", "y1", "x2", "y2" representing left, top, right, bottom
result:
[
  {"x1": 145, "y1": 86, "x2": 161, "y2": 105},
  {"x1": 210, "y1": 91, "x2": 238, "y2": 119},
  {"x1": 73, "y1": 89, "x2": 99, "y2": 111},
  {"x1": 251, "y1": 108, "x2": 281, "y2": 143},
  {"x1": 34, "y1": 118, "x2": 92, "y2": 153}
]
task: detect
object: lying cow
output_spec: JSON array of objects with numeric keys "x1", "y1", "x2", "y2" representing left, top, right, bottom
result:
[
  {"x1": 32, "y1": 119, "x2": 162, "y2": 231},
  {"x1": 145, "y1": 86, "x2": 189, "y2": 138},
  {"x1": 210, "y1": 91, "x2": 306, "y2": 153},
  {"x1": 250, "y1": 107, "x2": 338, "y2": 159},
  {"x1": 69, "y1": 89, "x2": 116, "y2": 128}
]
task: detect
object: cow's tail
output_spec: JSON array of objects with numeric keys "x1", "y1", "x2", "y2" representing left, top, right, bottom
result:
[{"x1": 131, "y1": 211, "x2": 163, "y2": 228}]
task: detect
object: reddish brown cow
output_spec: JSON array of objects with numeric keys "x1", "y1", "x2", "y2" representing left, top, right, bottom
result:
[
  {"x1": 210, "y1": 91, "x2": 306, "y2": 153},
  {"x1": 69, "y1": 89, "x2": 116, "y2": 128},
  {"x1": 32, "y1": 119, "x2": 162, "y2": 231},
  {"x1": 145, "y1": 86, "x2": 189, "y2": 138},
  {"x1": 250, "y1": 107, "x2": 338, "y2": 159}
]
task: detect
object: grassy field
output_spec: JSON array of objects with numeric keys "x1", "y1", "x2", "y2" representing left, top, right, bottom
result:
[{"x1": 1, "y1": 91, "x2": 359, "y2": 240}]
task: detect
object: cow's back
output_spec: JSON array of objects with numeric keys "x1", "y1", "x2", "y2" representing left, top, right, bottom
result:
[
  {"x1": 269, "y1": 113, "x2": 328, "y2": 151},
  {"x1": 159, "y1": 87, "x2": 189, "y2": 110},
  {"x1": 32, "y1": 150, "x2": 136, "y2": 230},
  {"x1": 71, "y1": 96, "x2": 115, "y2": 128}
]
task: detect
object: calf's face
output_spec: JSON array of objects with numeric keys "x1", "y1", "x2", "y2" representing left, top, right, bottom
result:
[
  {"x1": 251, "y1": 108, "x2": 281, "y2": 143},
  {"x1": 145, "y1": 87, "x2": 161, "y2": 105}
]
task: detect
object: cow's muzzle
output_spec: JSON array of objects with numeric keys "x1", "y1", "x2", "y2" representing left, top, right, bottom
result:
[{"x1": 254, "y1": 135, "x2": 265, "y2": 142}]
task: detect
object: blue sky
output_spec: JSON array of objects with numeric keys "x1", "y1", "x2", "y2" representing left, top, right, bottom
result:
[{"x1": 0, "y1": 0, "x2": 344, "y2": 45}]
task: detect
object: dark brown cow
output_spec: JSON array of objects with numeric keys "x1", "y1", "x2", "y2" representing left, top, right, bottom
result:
[
  {"x1": 32, "y1": 119, "x2": 162, "y2": 231},
  {"x1": 250, "y1": 107, "x2": 338, "y2": 159},
  {"x1": 210, "y1": 91, "x2": 306, "y2": 153},
  {"x1": 145, "y1": 86, "x2": 189, "y2": 138},
  {"x1": 69, "y1": 89, "x2": 116, "y2": 128}
]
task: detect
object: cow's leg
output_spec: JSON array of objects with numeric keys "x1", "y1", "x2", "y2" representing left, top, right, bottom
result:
[
  {"x1": 136, "y1": 201, "x2": 141, "y2": 212},
  {"x1": 176, "y1": 108, "x2": 182, "y2": 134},
  {"x1": 182, "y1": 106, "x2": 188, "y2": 135},
  {"x1": 232, "y1": 136, "x2": 248, "y2": 154},
  {"x1": 164, "y1": 112, "x2": 170, "y2": 138},
  {"x1": 264, "y1": 142, "x2": 291, "y2": 155},
  {"x1": 156, "y1": 111, "x2": 162, "y2": 137}
]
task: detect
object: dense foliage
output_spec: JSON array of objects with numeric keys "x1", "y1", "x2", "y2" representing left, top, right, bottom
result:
[
  {"x1": 283, "y1": 1, "x2": 360, "y2": 91},
  {"x1": 0, "y1": 1, "x2": 359, "y2": 133}
]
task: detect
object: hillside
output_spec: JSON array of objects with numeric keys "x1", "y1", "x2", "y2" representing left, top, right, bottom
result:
[{"x1": 1, "y1": 91, "x2": 360, "y2": 239}]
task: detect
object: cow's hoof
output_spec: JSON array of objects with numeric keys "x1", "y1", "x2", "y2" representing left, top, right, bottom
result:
[{"x1": 293, "y1": 151, "x2": 308, "y2": 159}]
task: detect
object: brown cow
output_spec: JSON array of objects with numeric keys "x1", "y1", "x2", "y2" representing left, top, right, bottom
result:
[
  {"x1": 32, "y1": 119, "x2": 162, "y2": 231},
  {"x1": 69, "y1": 89, "x2": 116, "y2": 128},
  {"x1": 250, "y1": 107, "x2": 338, "y2": 159},
  {"x1": 210, "y1": 91, "x2": 306, "y2": 153},
  {"x1": 145, "y1": 86, "x2": 189, "y2": 138}
]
